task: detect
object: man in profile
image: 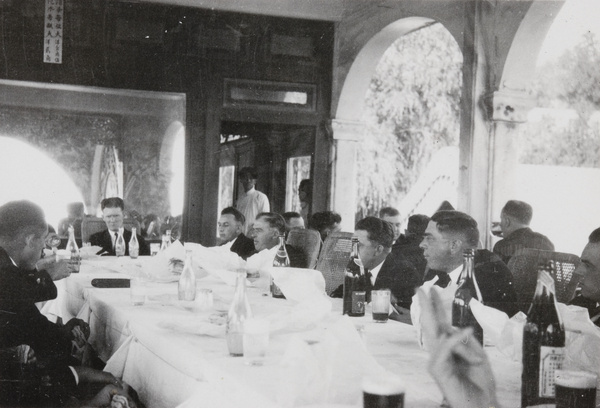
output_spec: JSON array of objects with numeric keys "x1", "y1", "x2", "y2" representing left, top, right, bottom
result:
[
  {"x1": 332, "y1": 217, "x2": 422, "y2": 310},
  {"x1": 236, "y1": 167, "x2": 270, "y2": 234},
  {"x1": 218, "y1": 207, "x2": 255, "y2": 260},
  {"x1": 0, "y1": 200, "x2": 90, "y2": 360},
  {"x1": 420, "y1": 210, "x2": 518, "y2": 317},
  {"x1": 569, "y1": 227, "x2": 600, "y2": 326},
  {"x1": 379, "y1": 207, "x2": 402, "y2": 244},
  {"x1": 250, "y1": 212, "x2": 306, "y2": 267},
  {"x1": 309, "y1": 211, "x2": 342, "y2": 242},
  {"x1": 283, "y1": 211, "x2": 305, "y2": 235},
  {"x1": 493, "y1": 200, "x2": 554, "y2": 264},
  {"x1": 89, "y1": 197, "x2": 149, "y2": 256},
  {"x1": 393, "y1": 214, "x2": 430, "y2": 278}
]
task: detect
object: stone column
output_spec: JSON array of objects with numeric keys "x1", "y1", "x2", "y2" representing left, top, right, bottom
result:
[{"x1": 330, "y1": 119, "x2": 365, "y2": 232}]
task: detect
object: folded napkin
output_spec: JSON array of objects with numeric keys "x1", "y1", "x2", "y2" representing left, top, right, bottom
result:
[
  {"x1": 268, "y1": 297, "x2": 332, "y2": 334},
  {"x1": 277, "y1": 316, "x2": 389, "y2": 407},
  {"x1": 269, "y1": 267, "x2": 326, "y2": 303},
  {"x1": 80, "y1": 245, "x2": 103, "y2": 259}
]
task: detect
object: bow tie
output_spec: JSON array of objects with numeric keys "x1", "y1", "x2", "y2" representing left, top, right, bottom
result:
[{"x1": 424, "y1": 269, "x2": 451, "y2": 288}]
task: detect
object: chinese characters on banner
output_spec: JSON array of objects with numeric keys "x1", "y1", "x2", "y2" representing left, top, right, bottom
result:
[{"x1": 44, "y1": 0, "x2": 63, "y2": 64}]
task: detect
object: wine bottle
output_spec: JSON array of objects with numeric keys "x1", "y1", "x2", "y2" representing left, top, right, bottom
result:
[
  {"x1": 271, "y1": 234, "x2": 289, "y2": 299},
  {"x1": 178, "y1": 250, "x2": 196, "y2": 301},
  {"x1": 522, "y1": 264, "x2": 565, "y2": 407},
  {"x1": 226, "y1": 271, "x2": 252, "y2": 356},
  {"x1": 65, "y1": 225, "x2": 80, "y2": 273},
  {"x1": 129, "y1": 227, "x2": 139, "y2": 259},
  {"x1": 115, "y1": 228, "x2": 126, "y2": 257},
  {"x1": 343, "y1": 237, "x2": 367, "y2": 316},
  {"x1": 451, "y1": 248, "x2": 484, "y2": 345}
]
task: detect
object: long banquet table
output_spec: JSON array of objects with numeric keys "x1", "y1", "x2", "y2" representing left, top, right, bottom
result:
[{"x1": 46, "y1": 257, "x2": 522, "y2": 408}]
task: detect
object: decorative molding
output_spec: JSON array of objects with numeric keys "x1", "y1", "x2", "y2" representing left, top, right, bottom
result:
[
  {"x1": 330, "y1": 119, "x2": 365, "y2": 142},
  {"x1": 490, "y1": 89, "x2": 535, "y2": 123}
]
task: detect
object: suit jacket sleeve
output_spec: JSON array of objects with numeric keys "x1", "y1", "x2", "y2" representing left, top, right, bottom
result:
[
  {"x1": 374, "y1": 252, "x2": 422, "y2": 309},
  {"x1": 89, "y1": 230, "x2": 114, "y2": 256}
]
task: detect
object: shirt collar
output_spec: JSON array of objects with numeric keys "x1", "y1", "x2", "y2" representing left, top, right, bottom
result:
[
  {"x1": 369, "y1": 260, "x2": 385, "y2": 285},
  {"x1": 449, "y1": 264, "x2": 463, "y2": 284}
]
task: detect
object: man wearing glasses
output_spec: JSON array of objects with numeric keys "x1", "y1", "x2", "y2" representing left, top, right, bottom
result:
[
  {"x1": 89, "y1": 197, "x2": 149, "y2": 256},
  {"x1": 420, "y1": 210, "x2": 518, "y2": 317},
  {"x1": 569, "y1": 227, "x2": 600, "y2": 326}
]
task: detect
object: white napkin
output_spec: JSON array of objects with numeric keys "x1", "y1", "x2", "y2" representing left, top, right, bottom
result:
[
  {"x1": 80, "y1": 245, "x2": 103, "y2": 259},
  {"x1": 269, "y1": 267, "x2": 326, "y2": 303},
  {"x1": 410, "y1": 278, "x2": 457, "y2": 350},
  {"x1": 268, "y1": 297, "x2": 333, "y2": 334},
  {"x1": 277, "y1": 316, "x2": 389, "y2": 407}
]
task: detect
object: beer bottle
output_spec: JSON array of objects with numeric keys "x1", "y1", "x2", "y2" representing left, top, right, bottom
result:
[
  {"x1": 178, "y1": 250, "x2": 196, "y2": 301},
  {"x1": 129, "y1": 227, "x2": 139, "y2": 259},
  {"x1": 226, "y1": 271, "x2": 252, "y2": 356},
  {"x1": 343, "y1": 237, "x2": 367, "y2": 316},
  {"x1": 522, "y1": 264, "x2": 565, "y2": 407},
  {"x1": 65, "y1": 225, "x2": 80, "y2": 273},
  {"x1": 451, "y1": 248, "x2": 483, "y2": 345},
  {"x1": 271, "y1": 234, "x2": 289, "y2": 299},
  {"x1": 115, "y1": 228, "x2": 126, "y2": 257}
]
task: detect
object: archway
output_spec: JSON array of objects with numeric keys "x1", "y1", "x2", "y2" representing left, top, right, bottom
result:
[{"x1": 0, "y1": 136, "x2": 85, "y2": 229}]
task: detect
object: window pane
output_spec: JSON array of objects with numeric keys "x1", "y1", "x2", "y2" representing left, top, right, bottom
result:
[{"x1": 286, "y1": 156, "x2": 311, "y2": 212}]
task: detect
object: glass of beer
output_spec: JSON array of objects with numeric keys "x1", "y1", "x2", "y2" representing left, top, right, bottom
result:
[
  {"x1": 555, "y1": 370, "x2": 597, "y2": 408},
  {"x1": 371, "y1": 289, "x2": 391, "y2": 323},
  {"x1": 362, "y1": 375, "x2": 405, "y2": 408}
]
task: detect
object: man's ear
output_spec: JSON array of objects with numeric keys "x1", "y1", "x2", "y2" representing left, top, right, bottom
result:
[
  {"x1": 448, "y1": 239, "x2": 464, "y2": 255},
  {"x1": 23, "y1": 233, "x2": 37, "y2": 249}
]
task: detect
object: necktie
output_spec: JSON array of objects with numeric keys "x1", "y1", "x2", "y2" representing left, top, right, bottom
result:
[
  {"x1": 424, "y1": 269, "x2": 451, "y2": 288},
  {"x1": 113, "y1": 232, "x2": 118, "y2": 251}
]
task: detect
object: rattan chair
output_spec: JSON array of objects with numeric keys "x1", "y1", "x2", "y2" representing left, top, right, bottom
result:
[
  {"x1": 315, "y1": 231, "x2": 354, "y2": 295},
  {"x1": 81, "y1": 216, "x2": 141, "y2": 244},
  {"x1": 507, "y1": 248, "x2": 581, "y2": 313},
  {"x1": 286, "y1": 228, "x2": 322, "y2": 269}
]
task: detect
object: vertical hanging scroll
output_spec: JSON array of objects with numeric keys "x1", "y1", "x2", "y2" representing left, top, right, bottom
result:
[{"x1": 44, "y1": 0, "x2": 63, "y2": 64}]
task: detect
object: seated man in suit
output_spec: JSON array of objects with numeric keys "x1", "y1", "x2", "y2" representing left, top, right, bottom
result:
[
  {"x1": 420, "y1": 210, "x2": 518, "y2": 317},
  {"x1": 493, "y1": 200, "x2": 554, "y2": 264},
  {"x1": 89, "y1": 197, "x2": 149, "y2": 256},
  {"x1": 569, "y1": 227, "x2": 600, "y2": 326},
  {"x1": 250, "y1": 212, "x2": 306, "y2": 268},
  {"x1": 283, "y1": 211, "x2": 305, "y2": 236},
  {"x1": 218, "y1": 207, "x2": 255, "y2": 260},
  {"x1": 0, "y1": 200, "x2": 90, "y2": 362},
  {"x1": 332, "y1": 217, "x2": 422, "y2": 310}
]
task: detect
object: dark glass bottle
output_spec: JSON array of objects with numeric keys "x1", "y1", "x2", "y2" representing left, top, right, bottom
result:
[
  {"x1": 271, "y1": 234, "x2": 289, "y2": 299},
  {"x1": 522, "y1": 265, "x2": 565, "y2": 407},
  {"x1": 343, "y1": 237, "x2": 368, "y2": 316},
  {"x1": 451, "y1": 248, "x2": 483, "y2": 345}
]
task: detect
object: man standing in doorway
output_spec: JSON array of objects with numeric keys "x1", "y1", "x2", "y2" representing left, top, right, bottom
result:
[{"x1": 236, "y1": 167, "x2": 270, "y2": 234}]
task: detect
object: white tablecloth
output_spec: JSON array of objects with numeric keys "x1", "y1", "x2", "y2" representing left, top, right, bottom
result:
[{"x1": 44, "y1": 257, "x2": 522, "y2": 408}]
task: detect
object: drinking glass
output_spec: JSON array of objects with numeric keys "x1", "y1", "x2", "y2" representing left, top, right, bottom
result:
[
  {"x1": 555, "y1": 370, "x2": 597, "y2": 408},
  {"x1": 243, "y1": 318, "x2": 270, "y2": 366},
  {"x1": 372, "y1": 289, "x2": 391, "y2": 323},
  {"x1": 130, "y1": 277, "x2": 147, "y2": 306},
  {"x1": 362, "y1": 375, "x2": 405, "y2": 408},
  {"x1": 150, "y1": 243, "x2": 160, "y2": 256}
]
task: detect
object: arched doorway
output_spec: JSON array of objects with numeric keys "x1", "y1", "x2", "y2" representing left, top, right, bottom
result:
[{"x1": 0, "y1": 136, "x2": 85, "y2": 229}]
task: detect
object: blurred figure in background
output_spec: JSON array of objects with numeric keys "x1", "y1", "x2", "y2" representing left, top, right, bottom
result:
[
  {"x1": 236, "y1": 167, "x2": 270, "y2": 235},
  {"x1": 57, "y1": 202, "x2": 85, "y2": 240},
  {"x1": 309, "y1": 211, "x2": 342, "y2": 242},
  {"x1": 298, "y1": 179, "x2": 312, "y2": 225},
  {"x1": 379, "y1": 207, "x2": 402, "y2": 244},
  {"x1": 569, "y1": 227, "x2": 600, "y2": 326},
  {"x1": 394, "y1": 214, "x2": 430, "y2": 278},
  {"x1": 283, "y1": 211, "x2": 305, "y2": 237},
  {"x1": 493, "y1": 200, "x2": 554, "y2": 265},
  {"x1": 142, "y1": 214, "x2": 162, "y2": 240}
]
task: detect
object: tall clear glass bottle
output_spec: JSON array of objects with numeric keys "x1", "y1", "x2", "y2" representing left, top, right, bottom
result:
[
  {"x1": 522, "y1": 264, "x2": 565, "y2": 407},
  {"x1": 451, "y1": 248, "x2": 483, "y2": 345},
  {"x1": 129, "y1": 227, "x2": 139, "y2": 259},
  {"x1": 343, "y1": 237, "x2": 367, "y2": 316},
  {"x1": 65, "y1": 225, "x2": 80, "y2": 273},
  {"x1": 226, "y1": 271, "x2": 252, "y2": 356},
  {"x1": 114, "y1": 228, "x2": 126, "y2": 257},
  {"x1": 160, "y1": 229, "x2": 172, "y2": 251},
  {"x1": 271, "y1": 234, "x2": 289, "y2": 299},
  {"x1": 178, "y1": 250, "x2": 196, "y2": 301}
]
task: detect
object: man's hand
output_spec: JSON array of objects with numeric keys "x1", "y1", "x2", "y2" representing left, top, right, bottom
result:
[
  {"x1": 419, "y1": 288, "x2": 499, "y2": 408},
  {"x1": 36, "y1": 257, "x2": 72, "y2": 281},
  {"x1": 80, "y1": 384, "x2": 137, "y2": 408},
  {"x1": 63, "y1": 318, "x2": 90, "y2": 340}
]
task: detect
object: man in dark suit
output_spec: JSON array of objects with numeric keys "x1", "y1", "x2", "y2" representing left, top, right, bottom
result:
[
  {"x1": 569, "y1": 227, "x2": 600, "y2": 326},
  {"x1": 89, "y1": 197, "x2": 149, "y2": 256},
  {"x1": 0, "y1": 200, "x2": 89, "y2": 360},
  {"x1": 218, "y1": 207, "x2": 255, "y2": 260},
  {"x1": 331, "y1": 217, "x2": 422, "y2": 310},
  {"x1": 250, "y1": 212, "x2": 306, "y2": 268},
  {"x1": 420, "y1": 210, "x2": 518, "y2": 317}
]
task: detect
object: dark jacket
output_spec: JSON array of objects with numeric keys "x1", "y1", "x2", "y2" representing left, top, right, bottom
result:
[
  {"x1": 89, "y1": 228, "x2": 150, "y2": 256},
  {"x1": 423, "y1": 249, "x2": 519, "y2": 317},
  {"x1": 493, "y1": 227, "x2": 554, "y2": 265},
  {"x1": 228, "y1": 234, "x2": 255, "y2": 260},
  {"x1": 373, "y1": 249, "x2": 423, "y2": 309},
  {"x1": 0, "y1": 248, "x2": 72, "y2": 359}
]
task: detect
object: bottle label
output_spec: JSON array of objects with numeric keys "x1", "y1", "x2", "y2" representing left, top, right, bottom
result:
[
  {"x1": 351, "y1": 291, "x2": 366, "y2": 314},
  {"x1": 538, "y1": 346, "x2": 564, "y2": 397}
]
